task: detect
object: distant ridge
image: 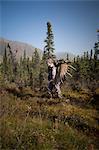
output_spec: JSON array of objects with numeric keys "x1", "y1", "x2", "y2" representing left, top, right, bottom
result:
[
  {"x1": 0, "y1": 38, "x2": 42, "y2": 61},
  {"x1": 0, "y1": 38, "x2": 75, "y2": 62},
  {"x1": 56, "y1": 51, "x2": 75, "y2": 61}
]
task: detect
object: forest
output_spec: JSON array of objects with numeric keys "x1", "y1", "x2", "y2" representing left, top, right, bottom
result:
[{"x1": 0, "y1": 22, "x2": 99, "y2": 150}]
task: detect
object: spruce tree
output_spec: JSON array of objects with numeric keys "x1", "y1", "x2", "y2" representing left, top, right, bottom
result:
[
  {"x1": 33, "y1": 48, "x2": 40, "y2": 68},
  {"x1": 19, "y1": 56, "x2": 23, "y2": 78},
  {"x1": 90, "y1": 49, "x2": 93, "y2": 60},
  {"x1": 28, "y1": 49, "x2": 41, "y2": 89},
  {"x1": 8, "y1": 56, "x2": 14, "y2": 82},
  {"x1": 73, "y1": 57, "x2": 76, "y2": 63},
  {"x1": 66, "y1": 53, "x2": 69, "y2": 60},
  {"x1": 84, "y1": 52, "x2": 86, "y2": 60},
  {"x1": 7, "y1": 43, "x2": 18, "y2": 82},
  {"x1": 3, "y1": 47, "x2": 8, "y2": 79},
  {"x1": 93, "y1": 42, "x2": 99, "y2": 80},
  {"x1": 86, "y1": 51, "x2": 89, "y2": 60},
  {"x1": 23, "y1": 50, "x2": 27, "y2": 68},
  {"x1": 44, "y1": 22, "x2": 55, "y2": 59},
  {"x1": 94, "y1": 42, "x2": 99, "y2": 60}
]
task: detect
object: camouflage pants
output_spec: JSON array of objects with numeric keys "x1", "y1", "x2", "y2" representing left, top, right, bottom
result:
[
  {"x1": 48, "y1": 81, "x2": 62, "y2": 98},
  {"x1": 55, "y1": 82, "x2": 62, "y2": 98}
]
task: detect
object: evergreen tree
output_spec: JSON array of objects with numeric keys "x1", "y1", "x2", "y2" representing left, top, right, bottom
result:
[
  {"x1": 66, "y1": 53, "x2": 69, "y2": 61},
  {"x1": 0, "y1": 63, "x2": 3, "y2": 82},
  {"x1": 7, "y1": 43, "x2": 18, "y2": 81},
  {"x1": 84, "y1": 52, "x2": 86, "y2": 59},
  {"x1": 27, "y1": 49, "x2": 41, "y2": 89},
  {"x1": 94, "y1": 42, "x2": 99, "y2": 60},
  {"x1": 77, "y1": 55, "x2": 80, "y2": 62},
  {"x1": 33, "y1": 48, "x2": 40, "y2": 68},
  {"x1": 90, "y1": 49, "x2": 93, "y2": 60},
  {"x1": 22, "y1": 50, "x2": 28, "y2": 86},
  {"x1": 86, "y1": 51, "x2": 89, "y2": 60},
  {"x1": 73, "y1": 57, "x2": 76, "y2": 63},
  {"x1": 19, "y1": 56, "x2": 23, "y2": 78},
  {"x1": 93, "y1": 42, "x2": 99, "y2": 80},
  {"x1": 23, "y1": 50, "x2": 27, "y2": 68},
  {"x1": 44, "y1": 22, "x2": 56, "y2": 59},
  {"x1": 3, "y1": 47, "x2": 8, "y2": 79},
  {"x1": 39, "y1": 22, "x2": 56, "y2": 89},
  {"x1": 39, "y1": 60, "x2": 48, "y2": 89},
  {"x1": 7, "y1": 56, "x2": 14, "y2": 82}
]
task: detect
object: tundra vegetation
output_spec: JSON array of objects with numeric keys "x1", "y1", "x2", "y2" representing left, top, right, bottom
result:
[{"x1": 0, "y1": 22, "x2": 99, "y2": 149}]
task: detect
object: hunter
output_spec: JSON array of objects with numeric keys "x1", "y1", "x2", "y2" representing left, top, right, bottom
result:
[
  {"x1": 47, "y1": 58, "x2": 62, "y2": 98},
  {"x1": 47, "y1": 57, "x2": 76, "y2": 98}
]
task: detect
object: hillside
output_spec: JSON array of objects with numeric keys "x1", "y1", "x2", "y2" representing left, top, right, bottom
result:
[
  {"x1": 56, "y1": 51, "x2": 75, "y2": 61},
  {"x1": 0, "y1": 38, "x2": 75, "y2": 62},
  {"x1": 0, "y1": 38, "x2": 42, "y2": 61}
]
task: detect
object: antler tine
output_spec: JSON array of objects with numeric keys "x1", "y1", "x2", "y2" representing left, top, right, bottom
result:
[
  {"x1": 66, "y1": 72, "x2": 72, "y2": 77},
  {"x1": 68, "y1": 65, "x2": 76, "y2": 71}
]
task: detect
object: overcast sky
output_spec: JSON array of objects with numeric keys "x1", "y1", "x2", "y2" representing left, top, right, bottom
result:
[{"x1": 1, "y1": 0, "x2": 99, "y2": 55}]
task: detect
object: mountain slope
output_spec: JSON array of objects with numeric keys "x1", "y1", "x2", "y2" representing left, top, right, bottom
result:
[
  {"x1": 0, "y1": 38, "x2": 75, "y2": 62},
  {"x1": 56, "y1": 51, "x2": 75, "y2": 61},
  {"x1": 0, "y1": 38, "x2": 42, "y2": 61}
]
